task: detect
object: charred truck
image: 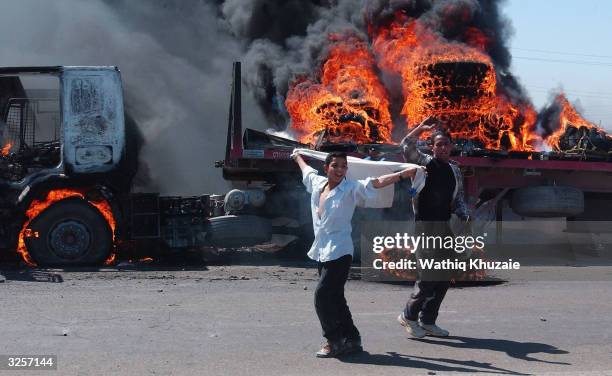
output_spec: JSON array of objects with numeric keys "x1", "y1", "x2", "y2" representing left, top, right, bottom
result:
[
  {"x1": 0, "y1": 64, "x2": 300, "y2": 267},
  {"x1": 2, "y1": 63, "x2": 612, "y2": 267}
]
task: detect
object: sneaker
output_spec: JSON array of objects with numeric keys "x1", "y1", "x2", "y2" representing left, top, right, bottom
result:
[
  {"x1": 418, "y1": 322, "x2": 449, "y2": 337},
  {"x1": 343, "y1": 337, "x2": 363, "y2": 354},
  {"x1": 315, "y1": 340, "x2": 345, "y2": 358},
  {"x1": 397, "y1": 313, "x2": 426, "y2": 338}
]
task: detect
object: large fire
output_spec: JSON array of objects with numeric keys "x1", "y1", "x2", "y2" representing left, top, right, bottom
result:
[
  {"x1": 17, "y1": 188, "x2": 116, "y2": 266},
  {"x1": 285, "y1": 11, "x2": 601, "y2": 151},
  {"x1": 286, "y1": 34, "x2": 393, "y2": 145},
  {"x1": 372, "y1": 17, "x2": 541, "y2": 151}
]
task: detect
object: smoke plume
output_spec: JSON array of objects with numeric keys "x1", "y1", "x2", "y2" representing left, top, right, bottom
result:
[
  {"x1": 225, "y1": 0, "x2": 539, "y2": 136},
  {"x1": 0, "y1": 0, "x2": 266, "y2": 194}
]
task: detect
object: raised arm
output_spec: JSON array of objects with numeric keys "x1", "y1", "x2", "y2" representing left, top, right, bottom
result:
[
  {"x1": 371, "y1": 166, "x2": 422, "y2": 189},
  {"x1": 293, "y1": 153, "x2": 309, "y2": 173},
  {"x1": 400, "y1": 116, "x2": 437, "y2": 165},
  {"x1": 292, "y1": 151, "x2": 326, "y2": 194}
]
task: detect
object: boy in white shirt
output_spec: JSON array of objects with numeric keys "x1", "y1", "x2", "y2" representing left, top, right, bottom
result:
[{"x1": 293, "y1": 150, "x2": 422, "y2": 358}]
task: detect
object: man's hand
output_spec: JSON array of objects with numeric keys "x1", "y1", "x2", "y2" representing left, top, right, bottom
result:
[
  {"x1": 399, "y1": 166, "x2": 426, "y2": 180},
  {"x1": 290, "y1": 148, "x2": 301, "y2": 160},
  {"x1": 417, "y1": 116, "x2": 439, "y2": 131},
  {"x1": 407, "y1": 116, "x2": 439, "y2": 138},
  {"x1": 372, "y1": 166, "x2": 426, "y2": 189}
]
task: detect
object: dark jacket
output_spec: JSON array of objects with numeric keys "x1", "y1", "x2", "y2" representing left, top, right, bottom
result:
[{"x1": 400, "y1": 135, "x2": 470, "y2": 220}]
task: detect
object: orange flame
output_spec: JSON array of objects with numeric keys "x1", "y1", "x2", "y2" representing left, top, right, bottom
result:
[
  {"x1": 17, "y1": 188, "x2": 116, "y2": 266},
  {"x1": 545, "y1": 93, "x2": 604, "y2": 151},
  {"x1": 104, "y1": 253, "x2": 117, "y2": 266},
  {"x1": 284, "y1": 10, "x2": 601, "y2": 152},
  {"x1": 286, "y1": 34, "x2": 393, "y2": 145},
  {"x1": 370, "y1": 15, "x2": 540, "y2": 151},
  {"x1": 1, "y1": 143, "x2": 12, "y2": 156}
]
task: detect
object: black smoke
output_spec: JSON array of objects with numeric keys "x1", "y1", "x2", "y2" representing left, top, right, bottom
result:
[
  {"x1": 223, "y1": 0, "x2": 530, "y2": 133},
  {"x1": 0, "y1": 0, "x2": 273, "y2": 194},
  {"x1": 221, "y1": 0, "x2": 367, "y2": 130},
  {"x1": 538, "y1": 98, "x2": 563, "y2": 139}
]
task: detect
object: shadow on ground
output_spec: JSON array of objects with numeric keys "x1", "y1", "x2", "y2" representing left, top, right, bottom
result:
[
  {"x1": 340, "y1": 350, "x2": 530, "y2": 374},
  {"x1": 414, "y1": 336, "x2": 570, "y2": 365}
]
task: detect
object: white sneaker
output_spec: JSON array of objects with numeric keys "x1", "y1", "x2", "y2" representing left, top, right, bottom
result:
[
  {"x1": 397, "y1": 313, "x2": 426, "y2": 338},
  {"x1": 418, "y1": 322, "x2": 449, "y2": 337}
]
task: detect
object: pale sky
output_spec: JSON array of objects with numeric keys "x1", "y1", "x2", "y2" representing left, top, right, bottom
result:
[{"x1": 504, "y1": 0, "x2": 612, "y2": 130}]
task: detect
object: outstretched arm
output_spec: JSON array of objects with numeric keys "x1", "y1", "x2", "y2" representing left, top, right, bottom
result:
[{"x1": 371, "y1": 166, "x2": 423, "y2": 189}]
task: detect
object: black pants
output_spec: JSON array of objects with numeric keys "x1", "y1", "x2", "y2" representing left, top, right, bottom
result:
[
  {"x1": 315, "y1": 254, "x2": 360, "y2": 341},
  {"x1": 404, "y1": 221, "x2": 453, "y2": 325},
  {"x1": 403, "y1": 279, "x2": 450, "y2": 325}
]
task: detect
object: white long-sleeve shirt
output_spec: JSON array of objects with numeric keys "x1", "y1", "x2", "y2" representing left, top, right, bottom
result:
[{"x1": 301, "y1": 165, "x2": 382, "y2": 262}]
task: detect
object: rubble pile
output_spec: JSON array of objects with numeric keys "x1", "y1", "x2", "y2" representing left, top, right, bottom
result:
[{"x1": 556, "y1": 125, "x2": 612, "y2": 153}]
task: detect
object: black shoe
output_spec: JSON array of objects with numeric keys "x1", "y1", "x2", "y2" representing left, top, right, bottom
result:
[
  {"x1": 343, "y1": 337, "x2": 363, "y2": 354},
  {"x1": 315, "y1": 340, "x2": 345, "y2": 358}
]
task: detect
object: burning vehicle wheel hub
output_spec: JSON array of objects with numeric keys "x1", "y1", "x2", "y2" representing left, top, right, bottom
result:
[
  {"x1": 49, "y1": 220, "x2": 91, "y2": 259},
  {"x1": 23, "y1": 197, "x2": 112, "y2": 266}
]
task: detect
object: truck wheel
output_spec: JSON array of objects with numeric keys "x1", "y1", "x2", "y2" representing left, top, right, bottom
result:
[
  {"x1": 206, "y1": 215, "x2": 271, "y2": 248},
  {"x1": 25, "y1": 198, "x2": 113, "y2": 266},
  {"x1": 511, "y1": 186, "x2": 584, "y2": 218}
]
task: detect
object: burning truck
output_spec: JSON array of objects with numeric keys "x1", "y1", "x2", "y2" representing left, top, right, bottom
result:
[
  {"x1": 1, "y1": 57, "x2": 612, "y2": 267},
  {"x1": 4, "y1": 1, "x2": 610, "y2": 268},
  {"x1": 0, "y1": 66, "x2": 278, "y2": 266}
]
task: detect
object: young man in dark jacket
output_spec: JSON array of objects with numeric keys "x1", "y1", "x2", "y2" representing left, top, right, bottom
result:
[{"x1": 398, "y1": 117, "x2": 470, "y2": 338}]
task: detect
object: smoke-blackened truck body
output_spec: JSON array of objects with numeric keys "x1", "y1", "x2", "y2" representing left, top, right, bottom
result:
[
  {"x1": 0, "y1": 64, "x2": 297, "y2": 266},
  {"x1": 0, "y1": 67, "x2": 206, "y2": 266},
  {"x1": 0, "y1": 66, "x2": 135, "y2": 265}
]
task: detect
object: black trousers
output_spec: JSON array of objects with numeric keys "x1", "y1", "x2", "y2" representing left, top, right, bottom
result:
[
  {"x1": 404, "y1": 221, "x2": 454, "y2": 325},
  {"x1": 403, "y1": 279, "x2": 450, "y2": 325},
  {"x1": 315, "y1": 254, "x2": 360, "y2": 341}
]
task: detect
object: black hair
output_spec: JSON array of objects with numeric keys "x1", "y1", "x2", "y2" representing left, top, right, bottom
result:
[
  {"x1": 430, "y1": 130, "x2": 452, "y2": 144},
  {"x1": 325, "y1": 151, "x2": 348, "y2": 166}
]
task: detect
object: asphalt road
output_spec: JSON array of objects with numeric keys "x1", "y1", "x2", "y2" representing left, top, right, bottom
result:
[{"x1": 1, "y1": 263, "x2": 611, "y2": 376}]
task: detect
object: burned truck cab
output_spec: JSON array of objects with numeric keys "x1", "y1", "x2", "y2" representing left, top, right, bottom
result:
[{"x1": 0, "y1": 66, "x2": 128, "y2": 266}]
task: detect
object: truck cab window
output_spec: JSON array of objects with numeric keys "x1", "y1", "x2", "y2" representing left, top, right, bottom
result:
[{"x1": 0, "y1": 74, "x2": 61, "y2": 181}]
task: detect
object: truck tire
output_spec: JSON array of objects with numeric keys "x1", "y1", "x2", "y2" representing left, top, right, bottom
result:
[
  {"x1": 25, "y1": 198, "x2": 113, "y2": 267},
  {"x1": 511, "y1": 186, "x2": 584, "y2": 218},
  {"x1": 206, "y1": 215, "x2": 271, "y2": 248}
]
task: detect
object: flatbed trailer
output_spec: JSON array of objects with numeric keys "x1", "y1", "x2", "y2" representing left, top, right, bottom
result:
[{"x1": 221, "y1": 62, "x2": 612, "y2": 244}]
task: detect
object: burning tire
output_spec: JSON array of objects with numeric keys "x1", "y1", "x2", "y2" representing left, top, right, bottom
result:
[
  {"x1": 206, "y1": 215, "x2": 272, "y2": 248},
  {"x1": 25, "y1": 198, "x2": 113, "y2": 266},
  {"x1": 511, "y1": 186, "x2": 584, "y2": 218}
]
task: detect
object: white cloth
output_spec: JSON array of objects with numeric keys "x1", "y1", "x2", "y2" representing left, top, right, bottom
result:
[{"x1": 294, "y1": 148, "x2": 426, "y2": 208}]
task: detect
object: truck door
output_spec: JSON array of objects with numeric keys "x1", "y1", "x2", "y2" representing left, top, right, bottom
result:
[{"x1": 61, "y1": 67, "x2": 125, "y2": 173}]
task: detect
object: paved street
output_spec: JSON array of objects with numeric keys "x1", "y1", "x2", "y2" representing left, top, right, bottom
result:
[{"x1": 1, "y1": 263, "x2": 611, "y2": 375}]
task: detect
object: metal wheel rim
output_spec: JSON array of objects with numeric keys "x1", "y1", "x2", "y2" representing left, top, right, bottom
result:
[{"x1": 48, "y1": 220, "x2": 91, "y2": 259}]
